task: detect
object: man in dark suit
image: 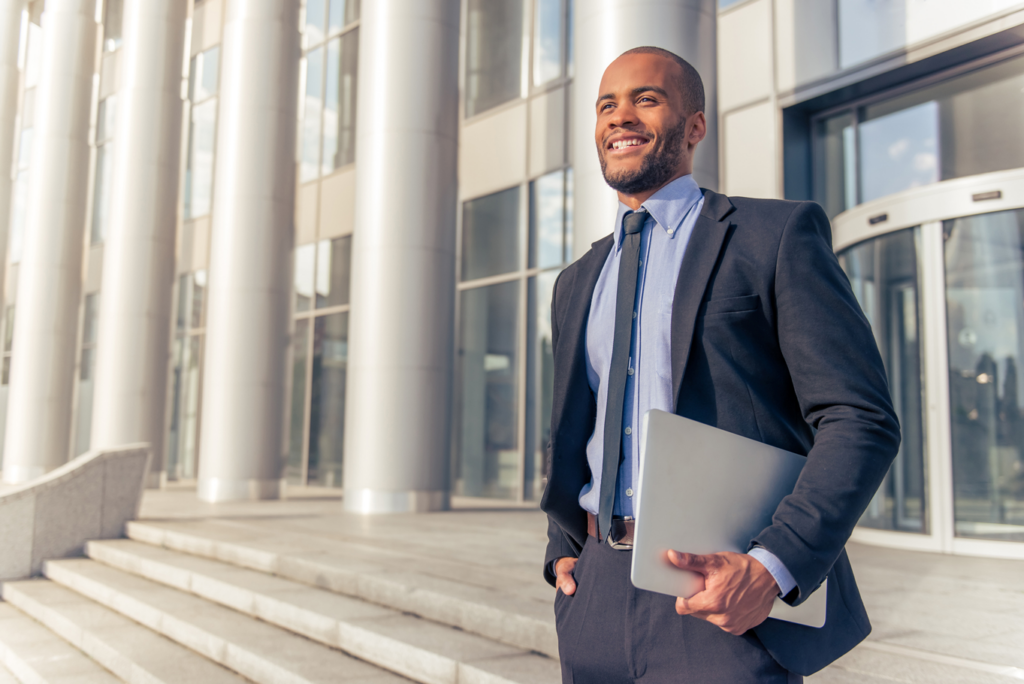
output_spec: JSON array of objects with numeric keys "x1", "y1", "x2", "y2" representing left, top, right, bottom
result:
[{"x1": 541, "y1": 46, "x2": 900, "y2": 683}]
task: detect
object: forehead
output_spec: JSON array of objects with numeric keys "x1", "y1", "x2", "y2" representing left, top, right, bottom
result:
[{"x1": 598, "y1": 53, "x2": 679, "y2": 97}]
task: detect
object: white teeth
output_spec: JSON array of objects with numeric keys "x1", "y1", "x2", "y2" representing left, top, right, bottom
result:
[{"x1": 612, "y1": 138, "x2": 646, "y2": 150}]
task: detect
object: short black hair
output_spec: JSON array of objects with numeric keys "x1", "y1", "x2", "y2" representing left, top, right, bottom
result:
[{"x1": 620, "y1": 46, "x2": 705, "y2": 115}]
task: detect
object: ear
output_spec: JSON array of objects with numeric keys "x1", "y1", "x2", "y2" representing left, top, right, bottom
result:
[{"x1": 688, "y1": 111, "x2": 707, "y2": 146}]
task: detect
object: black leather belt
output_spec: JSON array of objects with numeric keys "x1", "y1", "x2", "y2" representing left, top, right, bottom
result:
[{"x1": 587, "y1": 511, "x2": 635, "y2": 550}]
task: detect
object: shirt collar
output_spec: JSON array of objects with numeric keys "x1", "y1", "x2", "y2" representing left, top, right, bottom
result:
[{"x1": 613, "y1": 174, "x2": 703, "y2": 249}]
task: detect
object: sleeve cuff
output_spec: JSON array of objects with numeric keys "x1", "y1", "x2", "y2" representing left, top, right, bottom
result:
[{"x1": 748, "y1": 546, "x2": 797, "y2": 598}]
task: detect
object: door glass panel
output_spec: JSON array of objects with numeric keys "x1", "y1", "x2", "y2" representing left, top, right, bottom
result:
[
  {"x1": 945, "y1": 209, "x2": 1024, "y2": 541},
  {"x1": 456, "y1": 280, "x2": 520, "y2": 499},
  {"x1": 524, "y1": 270, "x2": 558, "y2": 501},
  {"x1": 287, "y1": 319, "x2": 310, "y2": 484},
  {"x1": 308, "y1": 313, "x2": 348, "y2": 487},
  {"x1": 839, "y1": 227, "x2": 927, "y2": 532},
  {"x1": 859, "y1": 102, "x2": 939, "y2": 204}
]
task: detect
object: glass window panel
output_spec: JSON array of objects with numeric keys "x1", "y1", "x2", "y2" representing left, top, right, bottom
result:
[
  {"x1": 185, "y1": 99, "x2": 217, "y2": 218},
  {"x1": 328, "y1": 0, "x2": 359, "y2": 32},
  {"x1": 24, "y1": 24, "x2": 41, "y2": 89},
  {"x1": 462, "y1": 186, "x2": 520, "y2": 281},
  {"x1": 81, "y1": 293, "x2": 100, "y2": 348},
  {"x1": 3, "y1": 305, "x2": 14, "y2": 353},
  {"x1": 837, "y1": 0, "x2": 905, "y2": 69},
  {"x1": 813, "y1": 111, "x2": 855, "y2": 219},
  {"x1": 465, "y1": 0, "x2": 523, "y2": 117},
  {"x1": 719, "y1": 0, "x2": 748, "y2": 7},
  {"x1": 565, "y1": 0, "x2": 573, "y2": 78},
  {"x1": 191, "y1": 270, "x2": 207, "y2": 329},
  {"x1": 189, "y1": 47, "x2": 219, "y2": 103},
  {"x1": 456, "y1": 280, "x2": 520, "y2": 499},
  {"x1": 525, "y1": 270, "x2": 559, "y2": 500},
  {"x1": 839, "y1": 228, "x2": 927, "y2": 533},
  {"x1": 17, "y1": 128, "x2": 31, "y2": 170},
  {"x1": 103, "y1": 0, "x2": 123, "y2": 52},
  {"x1": 75, "y1": 293, "x2": 100, "y2": 456},
  {"x1": 529, "y1": 169, "x2": 566, "y2": 269},
  {"x1": 305, "y1": 0, "x2": 326, "y2": 46},
  {"x1": 295, "y1": 243, "x2": 316, "y2": 312},
  {"x1": 564, "y1": 167, "x2": 573, "y2": 262},
  {"x1": 301, "y1": 46, "x2": 324, "y2": 182},
  {"x1": 308, "y1": 312, "x2": 348, "y2": 487},
  {"x1": 287, "y1": 318, "x2": 310, "y2": 484},
  {"x1": 176, "y1": 274, "x2": 189, "y2": 334},
  {"x1": 859, "y1": 101, "x2": 939, "y2": 204},
  {"x1": 174, "y1": 335, "x2": 204, "y2": 479},
  {"x1": 533, "y1": 0, "x2": 563, "y2": 86},
  {"x1": 316, "y1": 236, "x2": 351, "y2": 308},
  {"x1": 945, "y1": 209, "x2": 1024, "y2": 542},
  {"x1": 321, "y1": 30, "x2": 358, "y2": 174},
  {"x1": 96, "y1": 95, "x2": 116, "y2": 144},
  {"x1": 91, "y1": 144, "x2": 113, "y2": 244}
]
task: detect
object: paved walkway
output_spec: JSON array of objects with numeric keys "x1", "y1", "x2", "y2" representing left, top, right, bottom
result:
[{"x1": 140, "y1": 485, "x2": 1024, "y2": 683}]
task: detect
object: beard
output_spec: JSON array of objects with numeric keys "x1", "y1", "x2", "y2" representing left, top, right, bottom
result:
[{"x1": 599, "y1": 119, "x2": 687, "y2": 195}]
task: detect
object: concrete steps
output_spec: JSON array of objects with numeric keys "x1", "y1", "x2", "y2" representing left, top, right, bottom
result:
[
  {"x1": 0, "y1": 603, "x2": 120, "y2": 683},
  {"x1": 124, "y1": 519, "x2": 559, "y2": 659},
  {"x1": 69, "y1": 539, "x2": 558, "y2": 684}
]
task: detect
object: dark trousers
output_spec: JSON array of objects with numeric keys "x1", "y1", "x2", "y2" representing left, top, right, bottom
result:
[{"x1": 554, "y1": 536, "x2": 802, "y2": 684}]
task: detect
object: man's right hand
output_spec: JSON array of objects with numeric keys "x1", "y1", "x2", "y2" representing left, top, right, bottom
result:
[{"x1": 555, "y1": 557, "x2": 579, "y2": 595}]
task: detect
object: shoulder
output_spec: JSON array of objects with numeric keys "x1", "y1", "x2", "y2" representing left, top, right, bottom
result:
[{"x1": 709, "y1": 192, "x2": 832, "y2": 247}]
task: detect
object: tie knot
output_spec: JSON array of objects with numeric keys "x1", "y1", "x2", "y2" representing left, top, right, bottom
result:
[{"x1": 623, "y1": 211, "x2": 647, "y2": 236}]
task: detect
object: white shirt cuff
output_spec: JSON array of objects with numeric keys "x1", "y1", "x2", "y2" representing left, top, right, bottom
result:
[{"x1": 748, "y1": 546, "x2": 797, "y2": 598}]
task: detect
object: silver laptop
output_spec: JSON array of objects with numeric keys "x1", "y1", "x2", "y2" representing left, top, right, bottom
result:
[{"x1": 630, "y1": 410, "x2": 827, "y2": 628}]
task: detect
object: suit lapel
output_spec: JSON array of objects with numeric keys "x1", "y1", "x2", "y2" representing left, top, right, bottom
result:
[{"x1": 671, "y1": 190, "x2": 735, "y2": 408}]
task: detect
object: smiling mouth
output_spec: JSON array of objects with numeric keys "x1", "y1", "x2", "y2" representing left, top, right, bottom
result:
[{"x1": 607, "y1": 136, "x2": 651, "y2": 153}]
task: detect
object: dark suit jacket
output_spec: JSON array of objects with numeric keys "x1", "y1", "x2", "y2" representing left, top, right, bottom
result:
[{"x1": 540, "y1": 189, "x2": 901, "y2": 676}]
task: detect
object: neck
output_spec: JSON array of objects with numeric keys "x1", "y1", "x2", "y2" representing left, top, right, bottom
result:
[{"x1": 616, "y1": 168, "x2": 691, "y2": 210}]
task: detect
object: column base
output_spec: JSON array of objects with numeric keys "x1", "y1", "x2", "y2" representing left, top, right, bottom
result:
[
  {"x1": 197, "y1": 477, "x2": 282, "y2": 502},
  {"x1": 145, "y1": 470, "x2": 167, "y2": 490},
  {"x1": 344, "y1": 488, "x2": 449, "y2": 514},
  {"x1": 1, "y1": 464, "x2": 47, "y2": 485}
]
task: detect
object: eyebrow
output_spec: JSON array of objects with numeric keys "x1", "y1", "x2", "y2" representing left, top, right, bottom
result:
[{"x1": 596, "y1": 85, "x2": 669, "y2": 107}]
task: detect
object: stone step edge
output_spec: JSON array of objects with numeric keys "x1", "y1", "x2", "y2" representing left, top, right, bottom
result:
[
  {"x1": 0, "y1": 603, "x2": 120, "y2": 684},
  {"x1": 2, "y1": 580, "x2": 241, "y2": 684},
  {"x1": 124, "y1": 520, "x2": 558, "y2": 658},
  {"x1": 45, "y1": 557, "x2": 546, "y2": 684}
]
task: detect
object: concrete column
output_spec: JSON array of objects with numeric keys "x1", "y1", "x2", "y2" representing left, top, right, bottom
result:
[
  {"x1": 196, "y1": 0, "x2": 299, "y2": 502},
  {"x1": 1, "y1": 0, "x2": 96, "y2": 484},
  {"x1": 571, "y1": 0, "x2": 718, "y2": 257},
  {"x1": 343, "y1": 0, "x2": 459, "y2": 513},
  {"x1": 0, "y1": 1, "x2": 24, "y2": 303},
  {"x1": 89, "y1": 0, "x2": 186, "y2": 487}
]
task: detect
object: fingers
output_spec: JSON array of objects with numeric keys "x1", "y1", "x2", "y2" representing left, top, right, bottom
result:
[
  {"x1": 555, "y1": 557, "x2": 578, "y2": 596},
  {"x1": 667, "y1": 550, "x2": 715, "y2": 572}
]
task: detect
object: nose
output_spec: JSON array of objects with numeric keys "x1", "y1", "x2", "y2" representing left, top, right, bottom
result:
[{"x1": 607, "y1": 101, "x2": 638, "y2": 130}]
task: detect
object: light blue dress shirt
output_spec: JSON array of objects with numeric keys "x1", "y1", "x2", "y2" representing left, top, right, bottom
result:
[{"x1": 577, "y1": 174, "x2": 796, "y2": 597}]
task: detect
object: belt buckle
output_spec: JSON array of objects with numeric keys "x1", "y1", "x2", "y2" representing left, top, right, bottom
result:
[{"x1": 607, "y1": 516, "x2": 635, "y2": 550}]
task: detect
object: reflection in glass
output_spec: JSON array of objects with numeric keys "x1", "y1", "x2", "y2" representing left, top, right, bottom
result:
[
  {"x1": 321, "y1": 31, "x2": 358, "y2": 174},
  {"x1": 185, "y1": 99, "x2": 217, "y2": 219},
  {"x1": 328, "y1": 0, "x2": 359, "y2": 33},
  {"x1": 305, "y1": 0, "x2": 326, "y2": 45},
  {"x1": 529, "y1": 169, "x2": 569, "y2": 269},
  {"x1": 316, "y1": 236, "x2": 351, "y2": 308},
  {"x1": 859, "y1": 102, "x2": 939, "y2": 204},
  {"x1": 287, "y1": 319, "x2": 310, "y2": 483},
  {"x1": 813, "y1": 111, "x2": 855, "y2": 218},
  {"x1": 465, "y1": 0, "x2": 523, "y2": 117},
  {"x1": 462, "y1": 186, "x2": 520, "y2": 281},
  {"x1": 167, "y1": 335, "x2": 203, "y2": 480},
  {"x1": 945, "y1": 210, "x2": 1024, "y2": 541},
  {"x1": 839, "y1": 228, "x2": 927, "y2": 532},
  {"x1": 308, "y1": 313, "x2": 348, "y2": 487},
  {"x1": 525, "y1": 270, "x2": 559, "y2": 500},
  {"x1": 103, "y1": 0, "x2": 123, "y2": 52},
  {"x1": 301, "y1": 47, "x2": 324, "y2": 182},
  {"x1": 188, "y1": 47, "x2": 219, "y2": 103},
  {"x1": 295, "y1": 244, "x2": 315, "y2": 312},
  {"x1": 533, "y1": 0, "x2": 563, "y2": 86},
  {"x1": 837, "y1": 0, "x2": 905, "y2": 69},
  {"x1": 456, "y1": 281, "x2": 520, "y2": 499}
]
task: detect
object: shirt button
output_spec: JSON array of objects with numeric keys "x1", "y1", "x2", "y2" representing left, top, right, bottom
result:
[
  {"x1": 632, "y1": 311, "x2": 637, "y2": 319},
  {"x1": 667, "y1": 229, "x2": 674, "y2": 236},
  {"x1": 624, "y1": 427, "x2": 632, "y2": 435},
  {"x1": 627, "y1": 367, "x2": 634, "y2": 376},
  {"x1": 639, "y1": 259, "x2": 643, "y2": 266},
  {"x1": 626, "y1": 488, "x2": 634, "y2": 497}
]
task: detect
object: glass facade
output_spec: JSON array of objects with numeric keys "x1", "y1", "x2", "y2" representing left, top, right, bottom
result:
[
  {"x1": 839, "y1": 229, "x2": 927, "y2": 533},
  {"x1": 813, "y1": 54, "x2": 1024, "y2": 218},
  {"x1": 945, "y1": 210, "x2": 1024, "y2": 542},
  {"x1": 74, "y1": 293, "x2": 100, "y2": 456},
  {"x1": 288, "y1": 236, "x2": 352, "y2": 486},
  {"x1": 185, "y1": 46, "x2": 220, "y2": 220},
  {"x1": 91, "y1": 95, "x2": 116, "y2": 244},
  {"x1": 465, "y1": 0, "x2": 523, "y2": 117},
  {"x1": 300, "y1": 0, "x2": 359, "y2": 183},
  {"x1": 455, "y1": 168, "x2": 572, "y2": 500},
  {"x1": 167, "y1": 272, "x2": 206, "y2": 480}
]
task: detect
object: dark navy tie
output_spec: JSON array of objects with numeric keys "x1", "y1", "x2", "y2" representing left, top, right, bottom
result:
[{"x1": 598, "y1": 209, "x2": 647, "y2": 541}]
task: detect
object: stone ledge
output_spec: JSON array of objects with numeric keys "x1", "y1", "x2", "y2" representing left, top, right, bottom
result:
[{"x1": 0, "y1": 444, "x2": 150, "y2": 580}]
